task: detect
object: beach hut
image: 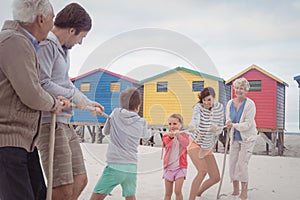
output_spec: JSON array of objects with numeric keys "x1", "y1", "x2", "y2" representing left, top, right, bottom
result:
[
  {"x1": 294, "y1": 75, "x2": 300, "y2": 130},
  {"x1": 139, "y1": 66, "x2": 227, "y2": 127},
  {"x1": 226, "y1": 64, "x2": 289, "y2": 155},
  {"x1": 71, "y1": 68, "x2": 139, "y2": 142}
]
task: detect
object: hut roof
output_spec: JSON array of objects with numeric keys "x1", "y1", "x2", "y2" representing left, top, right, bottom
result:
[
  {"x1": 294, "y1": 75, "x2": 300, "y2": 87},
  {"x1": 225, "y1": 64, "x2": 289, "y2": 87},
  {"x1": 139, "y1": 66, "x2": 224, "y2": 84},
  {"x1": 70, "y1": 68, "x2": 137, "y2": 83}
]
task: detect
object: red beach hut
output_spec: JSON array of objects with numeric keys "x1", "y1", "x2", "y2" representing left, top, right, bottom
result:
[{"x1": 226, "y1": 64, "x2": 289, "y2": 155}]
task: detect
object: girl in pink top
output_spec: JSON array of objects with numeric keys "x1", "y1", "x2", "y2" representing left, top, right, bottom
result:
[{"x1": 162, "y1": 113, "x2": 189, "y2": 200}]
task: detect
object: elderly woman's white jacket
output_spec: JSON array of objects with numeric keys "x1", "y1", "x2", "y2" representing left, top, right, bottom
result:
[{"x1": 225, "y1": 98, "x2": 257, "y2": 143}]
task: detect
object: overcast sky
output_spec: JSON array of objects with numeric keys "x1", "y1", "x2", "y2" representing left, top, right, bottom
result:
[{"x1": 1, "y1": 0, "x2": 299, "y2": 131}]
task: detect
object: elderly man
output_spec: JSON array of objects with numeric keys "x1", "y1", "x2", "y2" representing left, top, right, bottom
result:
[{"x1": 0, "y1": 0, "x2": 68, "y2": 199}]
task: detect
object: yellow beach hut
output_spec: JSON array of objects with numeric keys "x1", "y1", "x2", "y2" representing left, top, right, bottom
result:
[{"x1": 139, "y1": 67, "x2": 226, "y2": 126}]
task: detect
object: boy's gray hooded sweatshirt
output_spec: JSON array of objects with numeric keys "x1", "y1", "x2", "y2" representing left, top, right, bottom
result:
[{"x1": 103, "y1": 108, "x2": 148, "y2": 164}]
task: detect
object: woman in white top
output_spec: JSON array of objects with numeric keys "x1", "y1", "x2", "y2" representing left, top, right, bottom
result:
[
  {"x1": 188, "y1": 87, "x2": 224, "y2": 200},
  {"x1": 225, "y1": 77, "x2": 257, "y2": 200}
]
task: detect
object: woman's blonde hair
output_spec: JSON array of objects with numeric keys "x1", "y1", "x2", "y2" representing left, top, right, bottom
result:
[{"x1": 233, "y1": 77, "x2": 250, "y2": 91}]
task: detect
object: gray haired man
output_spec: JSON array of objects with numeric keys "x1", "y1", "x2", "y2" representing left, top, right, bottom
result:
[{"x1": 0, "y1": 0, "x2": 68, "y2": 199}]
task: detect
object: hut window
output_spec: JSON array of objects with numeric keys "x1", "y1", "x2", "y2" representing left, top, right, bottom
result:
[
  {"x1": 80, "y1": 82, "x2": 90, "y2": 92},
  {"x1": 110, "y1": 82, "x2": 121, "y2": 92},
  {"x1": 192, "y1": 81, "x2": 204, "y2": 92},
  {"x1": 157, "y1": 82, "x2": 168, "y2": 92},
  {"x1": 249, "y1": 80, "x2": 261, "y2": 91}
]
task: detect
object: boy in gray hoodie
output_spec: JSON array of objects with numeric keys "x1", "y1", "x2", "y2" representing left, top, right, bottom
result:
[{"x1": 90, "y1": 87, "x2": 148, "y2": 200}]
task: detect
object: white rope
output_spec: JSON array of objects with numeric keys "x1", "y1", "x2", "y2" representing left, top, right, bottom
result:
[{"x1": 71, "y1": 103, "x2": 110, "y2": 118}]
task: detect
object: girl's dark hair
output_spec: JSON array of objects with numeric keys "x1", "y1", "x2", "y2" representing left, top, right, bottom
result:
[
  {"x1": 120, "y1": 87, "x2": 141, "y2": 111},
  {"x1": 198, "y1": 87, "x2": 215, "y2": 103},
  {"x1": 54, "y1": 3, "x2": 92, "y2": 35}
]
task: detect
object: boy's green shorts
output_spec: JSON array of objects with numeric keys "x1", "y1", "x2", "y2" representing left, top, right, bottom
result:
[{"x1": 93, "y1": 163, "x2": 137, "y2": 197}]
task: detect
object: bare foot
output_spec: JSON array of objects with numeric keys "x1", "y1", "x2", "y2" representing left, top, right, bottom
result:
[{"x1": 239, "y1": 194, "x2": 247, "y2": 200}]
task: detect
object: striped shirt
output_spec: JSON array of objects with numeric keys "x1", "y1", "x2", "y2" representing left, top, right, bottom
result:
[{"x1": 189, "y1": 102, "x2": 224, "y2": 150}]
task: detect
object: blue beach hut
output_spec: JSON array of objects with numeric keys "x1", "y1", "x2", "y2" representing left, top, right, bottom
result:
[
  {"x1": 70, "y1": 68, "x2": 139, "y2": 142},
  {"x1": 71, "y1": 68, "x2": 139, "y2": 124}
]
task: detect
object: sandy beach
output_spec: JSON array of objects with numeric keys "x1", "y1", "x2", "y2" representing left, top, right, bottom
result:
[{"x1": 78, "y1": 133, "x2": 300, "y2": 200}]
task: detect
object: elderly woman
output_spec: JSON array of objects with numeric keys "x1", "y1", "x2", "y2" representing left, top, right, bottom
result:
[
  {"x1": 188, "y1": 87, "x2": 224, "y2": 200},
  {"x1": 225, "y1": 77, "x2": 257, "y2": 200}
]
